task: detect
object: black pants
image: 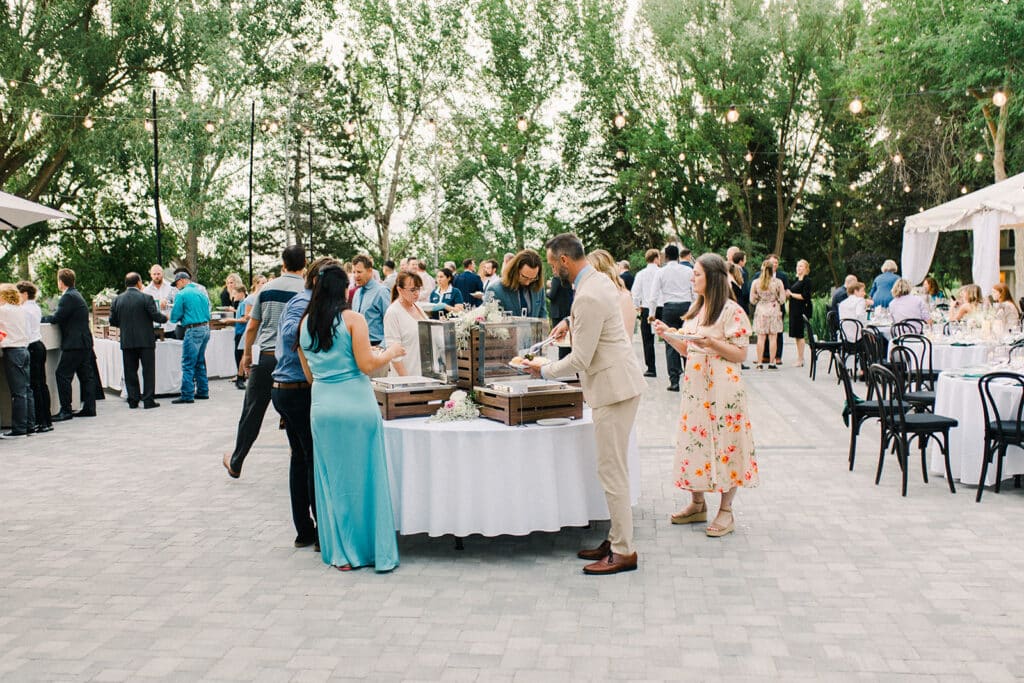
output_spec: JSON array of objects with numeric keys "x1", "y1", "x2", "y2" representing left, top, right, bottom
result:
[
  {"x1": 272, "y1": 386, "x2": 317, "y2": 541},
  {"x1": 55, "y1": 347, "x2": 95, "y2": 415},
  {"x1": 639, "y1": 307, "x2": 656, "y2": 374},
  {"x1": 28, "y1": 340, "x2": 51, "y2": 428},
  {"x1": 122, "y1": 346, "x2": 156, "y2": 406},
  {"x1": 3, "y1": 347, "x2": 32, "y2": 433},
  {"x1": 234, "y1": 333, "x2": 243, "y2": 377},
  {"x1": 228, "y1": 354, "x2": 277, "y2": 473},
  {"x1": 89, "y1": 350, "x2": 104, "y2": 401},
  {"x1": 551, "y1": 316, "x2": 572, "y2": 359},
  {"x1": 660, "y1": 301, "x2": 691, "y2": 386}
]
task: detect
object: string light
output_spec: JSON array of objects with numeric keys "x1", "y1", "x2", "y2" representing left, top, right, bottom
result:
[
  {"x1": 903, "y1": 184, "x2": 911, "y2": 193},
  {"x1": 678, "y1": 152, "x2": 685, "y2": 162},
  {"x1": 615, "y1": 149, "x2": 625, "y2": 159},
  {"x1": 974, "y1": 152, "x2": 984, "y2": 163},
  {"x1": 267, "y1": 120, "x2": 279, "y2": 133},
  {"x1": 650, "y1": 170, "x2": 657, "y2": 179},
  {"x1": 516, "y1": 116, "x2": 528, "y2": 133},
  {"x1": 726, "y1": 106, "x2": 739, "y2": 123},
  {"x1": 993, "y1": 90, "x2": 1008, "y2": 107},
  {"x1": 892, "y1": 153, "x2": 903, "y2": 164},
  {"x1": 204, "y1": 120, "x2": 215, "y2": 133},
  {"x1": 82, "y1": 115, "x2": 94, "y2": 129},
  {"x1": 960, "y1": 186, "x2": 969, "y2": 194},
  {"x1": 144, "y1": 119, "x2": 153, "y2": 132},
  {"x1": 876, "y1": 204, "x2": 883, "y2": 210},
  {"x1": 613, "y1": 112, "x2": 627, "y2": 129},
  {"x1": 835, "y1": 200, "x2": 842, "y2": 207},
  {"x1": 342, "y1": 118, "x2": 356, "y2": 136},
  {"x1": 39, "y1": 86, "x2": 47, "y2": 96},
  {"x1": 744, "y1": 152, "x2": 753, "y2": 162},
  {"x1": 500, "y1": 143, "x2": 509, "y2": 153},
  {"x1": 848, "y1": 97, "x2": 864, "y2": 114}
]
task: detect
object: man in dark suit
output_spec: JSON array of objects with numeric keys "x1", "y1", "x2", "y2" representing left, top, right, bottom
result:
[
  {"x1": 42, "y1": 268, "x2": 96, "y2": 420},
  {"x1": 109, "y1": 272, "x2": 168, "y2": 409}
]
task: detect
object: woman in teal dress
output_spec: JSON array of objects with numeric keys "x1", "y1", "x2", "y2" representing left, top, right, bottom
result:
[{"x1": 297, "y1": 265, "x2": 406, "y2": 572}]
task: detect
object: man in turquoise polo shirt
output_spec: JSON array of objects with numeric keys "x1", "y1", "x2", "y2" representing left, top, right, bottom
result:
[{"x1": 169, "y1": 272, "x2": 211, "y2": 404}]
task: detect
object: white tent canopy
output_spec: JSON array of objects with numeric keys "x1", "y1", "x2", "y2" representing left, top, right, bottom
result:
[
  {"x1": 0, "y1": 190, "x2": 75, "y2": 230},
  {"x1": 901, "y1": 170, "x2": 1024, "y2": 295}
]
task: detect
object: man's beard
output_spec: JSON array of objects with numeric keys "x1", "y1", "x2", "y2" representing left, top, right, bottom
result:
[{"x1": 557, "y1": 266, "x2": 570, "y2": 281}]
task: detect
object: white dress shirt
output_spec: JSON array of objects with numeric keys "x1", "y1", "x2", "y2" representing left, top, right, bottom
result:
[
  {"x1": 417, "y1": 271, "x2": 436, "y2": 302},
  {"x1": 838, "y1": 295, "x2": 867, "y2": 340},
  {"x1": 23, "y1": 299, "x2": 42, "y2": 343},
  {"x1": 631, "y1": 262, "x2": 660, "y2": 310},
  {"x1": 652, "y1": 261, "x2": 693, "y2": 307},
  {"x1": 0, "y1": 303, "x2": 31, "y2": 347}
]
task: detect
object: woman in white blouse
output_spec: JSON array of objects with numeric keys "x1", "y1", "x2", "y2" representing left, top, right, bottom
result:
[
  {"x1": 587, "y1": 249, "x2": 636, "y2": 339},
  {"x1": 383, "y1": 271, "x2": 427, "y2": 376}
]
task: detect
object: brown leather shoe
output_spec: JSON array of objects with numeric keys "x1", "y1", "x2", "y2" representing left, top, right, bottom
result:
[
  {"x1": 582, "y1": 552, "x2": 638, "y2": 575},
  {"x1": 576, "y1": 539, "x2": 611, "y2": 561}
]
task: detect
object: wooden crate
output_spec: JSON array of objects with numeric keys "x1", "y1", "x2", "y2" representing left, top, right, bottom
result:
[
  {"x1": 475, "y1": 385, "x2": 584, "y2": 426},
  {"x1": 455, "y1": 328, "x2": 518, "y2": 389},
  {"x1": 374, "y1": 385, "x2": 456, "y2": 420}
]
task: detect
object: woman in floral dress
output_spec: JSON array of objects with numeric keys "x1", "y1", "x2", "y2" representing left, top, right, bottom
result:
[
  {"x1": 749, "y1": 260, "x2": 786, "y2": 370},
  {"x1": 654, "y1": 253, "x2": 758, "y2": 537}
]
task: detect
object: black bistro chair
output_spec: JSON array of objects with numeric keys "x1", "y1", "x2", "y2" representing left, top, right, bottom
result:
[
  {"x1": 837, "y1": 363, "x2": 885, "y2": 471},
  {"x1": 894, "y1": 333, "x2": 940, "y2": 386},
  {"x1": 837, "y1": 317, "x2": 864, "y2": 378},
  {"x1": 803, "y1": 314, "x2": 840, "y2": 381},
  {"x1": 891, "y1": 318, "x2": 928, "y2": 338},
  {"x1": 889, "y1": 343, "x2": 936, "y2": 413},
  {"x1": 976, "y1": 372, "x2": 1024, "y2": 502},
  {"x1": 868, "y1": 363, "x2": 958, "y2": 497}
]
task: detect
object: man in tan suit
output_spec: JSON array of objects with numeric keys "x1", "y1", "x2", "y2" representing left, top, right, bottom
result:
[{"x1": 525, "y1": 233, "x2": 646, "y2": 575}]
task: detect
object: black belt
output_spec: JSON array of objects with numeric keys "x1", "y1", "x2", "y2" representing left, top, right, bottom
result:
[
  {"x1": 664, "y1": 301, "x2": 690, "y2": 306},
  {"x1": 370, "y1": 341, "x2": 382, "y2": 347},
  {"x1": 273, "y1": 381, "x2": 311, "y2": 390},
  {"x1": 183, "y1": 322, "x2": 209, "y2": 329},
  {"x1": 260, "y1": 350, "x2": 276, "y2": 356}
]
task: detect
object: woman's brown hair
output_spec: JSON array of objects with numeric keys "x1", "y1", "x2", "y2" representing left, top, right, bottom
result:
[
  {"x1": 500, "y1": 249, "x2": 543, "y2": 293},
  {"x1": 684, "y1": 254, "x2": 732, "y2": 326},
  {"x1": 391, "y1": 271, "x2": 423, "y2": 303}
]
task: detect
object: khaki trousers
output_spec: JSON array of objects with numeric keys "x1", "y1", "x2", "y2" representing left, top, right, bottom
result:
[{"x1": 592, "y1": 395, "x2": 640, "y2": 556}]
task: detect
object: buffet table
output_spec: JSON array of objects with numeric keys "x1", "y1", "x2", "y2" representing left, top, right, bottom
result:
[
  {"x1": 94, "y1": 328, "x2": 238, "y2": 397},
  {"x1": 382, "y1": 408, "x2": 640, "y2": 537},
  {"x1": 930, "y1": 370, "x2": 1024, "y2": 486}
]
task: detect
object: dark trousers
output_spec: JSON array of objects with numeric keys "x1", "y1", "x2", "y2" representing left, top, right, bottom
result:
[
  {"x1": 228, "y1": 353, "x2": 277, "y2": 473},
  {"x1": 233, "y1": 333, "x2": 243, "y2": 377},
  {"x1": 28, "y1": 340, "x2": 51, "y2": 428},
  {"x1": 3, "y1": 347, "x2": 32, "y2": 433},
  {"x1": 660, "y1": 301, "x2": 691, "y2": 386},
  {"x1": 89, "y1": 350, "x2": 104, "y2": 401},
  {"x1": 55, "y1": 347, "x2": 95, "y2": 415},
  {"x1": 272, "y1": 386, "x2": 317, "y2": 540},
  {"x1": 551, "y1": 316, "x2": 572, "y2": 359},
  {"x1": 122, "y1": 346, "x2": 156, "y2": 406},
  {"x1": 639, "y1": 307, "x2": 656, "y2": 374}
]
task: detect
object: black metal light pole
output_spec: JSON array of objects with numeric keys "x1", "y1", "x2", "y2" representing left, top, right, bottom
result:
[
  {"x1": 307, "y1": 138, "x2": 313, "y2": 258},
  {"x1": 151, "y1": 89, "x2": 162, "y2": 265},
  {"x1": 247, "y1": 101, "x2": 255, "y2": 287}
]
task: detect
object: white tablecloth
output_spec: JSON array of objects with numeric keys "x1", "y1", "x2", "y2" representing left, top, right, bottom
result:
[
  {"x1": 382, "y1": 408, "x2": 641, "y2": 537},
  {"x1": 94, "y1": 328, "x2": 238, "y2": 397},
  {"x1": 929, "y1": 342, "x2": 990, "y2": 371},
  {"x1": 931, "y1": 372, "x2": 1024, "y2": 486}
]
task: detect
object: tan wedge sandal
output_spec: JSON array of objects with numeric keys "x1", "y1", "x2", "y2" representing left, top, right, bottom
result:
[
  {"x1": 670, "y1": 501, "x2": 707, "y2": 525},
  {"x1": 705, "y1": 508, "x2": 735, "y2": 537}
]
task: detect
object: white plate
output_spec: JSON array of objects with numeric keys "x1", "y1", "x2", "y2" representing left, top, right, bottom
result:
[{"x1": 535, "y1": 417, "x2": 571, "y2": 426}]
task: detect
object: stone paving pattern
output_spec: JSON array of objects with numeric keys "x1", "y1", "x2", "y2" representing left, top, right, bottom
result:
[{"x1": 2, "y1": 341, "x2": 1023, "y2": 681}]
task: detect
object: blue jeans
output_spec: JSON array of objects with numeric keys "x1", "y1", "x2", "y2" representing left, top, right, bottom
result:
[
  {"x1": 3, "y1": 347, "x2": 33, "y2": 433},
  {"x1": 180, "y1": 326, "x2": 210, "y2": 400}
]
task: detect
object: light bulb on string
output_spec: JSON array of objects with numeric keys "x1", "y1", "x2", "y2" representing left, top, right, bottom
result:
[
  {"x1": 342, "y1": 118, "x2": 356, "y2": 136},
  {"x1": 144, "y1": 119, "x2": 153, "y2": 132},
  {"x1": 903, "y1": 184, "x2": 911, "y2": 193},
  {"x1": 31, "y1": 111, "x2": 42, "y2": 125},
  {"x1": 500, "y1": 143, "x2": 509, "y2": 154},
  {"x1": 746, "y1": 178, "x2": 753, "y2": 186},
  {"x1": 615, "y1": 149, "x2": 625, "y2": 160},
  {"x1": 876, "y1": 204, "x2": 883, "y2": 211},
  {"x1": 678, "y1": 152, "x2": 685, "y2": 162},
  {"x1": 682, "y1": 185, "x2": 688, "y2": 192},
  {"x1": 848, "y1": 97, "x2": 863, "y2": 115},
  {"x1": 267, "y1": 120, "x2": 279, "y2": 133},
  {"x1": 39, "y1": 86, "x2": 47, "y2": 96},
  {"x1": 849, "y1": 183, "x2": 856, "y2": 191},
  {"x1": 516, "y1": 116, "x2": 528, "y2": 133},
  {"x1": 697, "y1": 175, "x2": 705, "y2": 183},
  {"x1": 73, "y1": 93, "x2": 80, "y2": 101},
  {"x1": 835, "y1": 200, "x2": 842, "y2": 208},
  {"x1": 993, "y1": 90, "x2": 1008, "y2": 107},
  {"x1": 757, "y1": 193, "x2": 762, "y2": 201},
  {"x1": 613, "y1": 112, "x2": 627, "y2": 129},
  {"x1": 650, "y1": 170, "x2": 657, "y2": 179},
  {"x1": 726, "y1": 106, "x2": 739, "y2": 123},
  {"x1": 218, "y1": 117, "x2": 224, "y2": 125},
  {"x1": 961, "y1": 186, "x2": 969, "y2": 194},
  {"x1": 892, "y1": 153, "x2": 902, "y2": 165},
  {"x1": 974, "y1": 152, "x2": 984, "y2": 163},
  {"x1": 82, "y1": 115, "x2": 94, "y2": 129},
  {"x1": 744, "y1": 152, "x2": 753, "y2": 163},
  {"x1": 204, "y1": 120, "x2": 215, "y2": 133}
]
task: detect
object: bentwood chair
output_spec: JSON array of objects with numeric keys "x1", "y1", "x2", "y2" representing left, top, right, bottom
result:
[
  {"x1": 803, "y1": 315, "x2": 840, "y2": 381},
  {"x1": 976, "y1": 372, "x2": 1024, "y2": 502},
  {"x1": 837, "y1": 363, "x2": 886, "y2": 472},
  {"x1": 893, "y1": 333, "x2": 940, "y2": 388},
  {"x1": 891, "y1": 318, "x2": 928, "y2": 338},
  {"x1": 868, "y1": 363, "x2": 957, "y2": 497},
  {"x1": 838, "y1": 317, "x2": 864, "y2": 378},
  {"x1": 889, "y1": 344, "x2": 936, "y2": 413}
]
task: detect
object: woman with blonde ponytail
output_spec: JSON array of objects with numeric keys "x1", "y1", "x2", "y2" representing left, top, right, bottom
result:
[{"x1": 748, "y1": 260, "x2": 785, "y2": 370}]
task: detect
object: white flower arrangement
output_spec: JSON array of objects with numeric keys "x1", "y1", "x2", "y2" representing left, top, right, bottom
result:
[
  {"x1": 93, "y1": 287, "x2": 118, "y2": 306},
  {"x1": 428, "y1": 389, "x2": 480, "y2": 423},
  {"x1": 452, "y1": 300, "x2": 509, "y2": 351}
]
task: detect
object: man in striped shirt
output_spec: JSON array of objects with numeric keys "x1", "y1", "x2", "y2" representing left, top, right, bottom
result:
[{"x1": 224, "y1": 245, "x2": 306, "y2": 478}]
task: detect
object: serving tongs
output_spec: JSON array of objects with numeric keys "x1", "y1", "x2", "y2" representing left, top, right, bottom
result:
[{"x1": 525, "y1": 334, "x2": 558, "y2": 356}]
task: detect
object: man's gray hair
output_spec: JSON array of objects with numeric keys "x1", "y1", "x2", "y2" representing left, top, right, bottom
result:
[{"x1": 544, "y1": 233, "x2": 585, "y2": 261}]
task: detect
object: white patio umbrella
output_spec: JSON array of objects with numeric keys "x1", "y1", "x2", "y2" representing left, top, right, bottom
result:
[{"x1": 0, "y1": 190, "x2": 75, "y2": 230}]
